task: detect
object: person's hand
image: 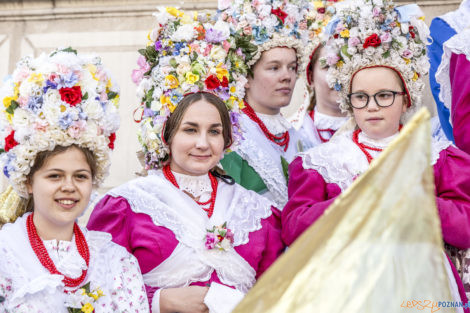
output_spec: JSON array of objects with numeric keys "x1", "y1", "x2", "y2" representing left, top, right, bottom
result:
[{"x1": 160, "y1": 286, "x2": 209, "y2": 313}]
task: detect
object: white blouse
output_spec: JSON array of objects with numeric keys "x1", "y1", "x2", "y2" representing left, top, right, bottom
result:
[{"x1": 0, "y1": 213, "x2": 149, "y2": 312}]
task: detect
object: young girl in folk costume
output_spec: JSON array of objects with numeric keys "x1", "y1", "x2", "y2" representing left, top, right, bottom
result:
[
  {"x1": 87, "y1": 8, "x2": 283, "y2": 313},
  {"x1": 282, "y1": 0, "x2": 470, "y2": 307},
  {"x1": 218, "y1": 0, "x2": 315, "y2": 208},
  {"x1": 0, "y1": 49, "x2": 149, "y2": 312},
  {"x1": 305, "y1": 0, "x2": 349, "y2": 144}
]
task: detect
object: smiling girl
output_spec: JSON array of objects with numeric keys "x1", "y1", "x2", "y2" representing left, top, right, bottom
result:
[
  {"x1": 0, "y1": 49, "x2": 148, "y2": 312},
  {"x1": 282, "y1": 0, "x2": 470, "y2": 308},
  {"x1": 87, "y1": 9, "x2": 283, "y2": 313}
]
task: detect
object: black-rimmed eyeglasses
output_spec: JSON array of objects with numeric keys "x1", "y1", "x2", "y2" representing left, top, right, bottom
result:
[{"x1": 347, "y1": 90, "x2": 406, "y2": 109}]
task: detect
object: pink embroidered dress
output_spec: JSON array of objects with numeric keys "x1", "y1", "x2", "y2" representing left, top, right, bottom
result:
[
  {"x1": 87, "y1": 170, "x2": 284, "y2": 312},
  {"x1": 282, "y1": 129, "x2": 470, "y2": 309}
]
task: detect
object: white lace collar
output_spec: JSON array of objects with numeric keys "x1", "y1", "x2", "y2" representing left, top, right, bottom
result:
[
  {"x1": 256, "y1": 112, "x2": 291, "y2": 135},
  {"x1": 172, "y1": 171, "x2": 212, "y2": 199},
  {"x1": 313, "y1": 108, "x2": 349, "y2": 131},
  {"x1": 358, "y1": 131, "x2": 400, "y2": 149},
  {"x1": 43, "y1": 235, "x2": 87, "y2": 279}
]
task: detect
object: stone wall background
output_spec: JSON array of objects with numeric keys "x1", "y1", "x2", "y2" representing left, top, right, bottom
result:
[{"x1": 0, "y1": 0, "x2": 460, "y2": 195}]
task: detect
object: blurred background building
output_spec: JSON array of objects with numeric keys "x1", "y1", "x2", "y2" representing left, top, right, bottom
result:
[{"x1": 0, "y1": 0, "x2": 460, "y2": 195}]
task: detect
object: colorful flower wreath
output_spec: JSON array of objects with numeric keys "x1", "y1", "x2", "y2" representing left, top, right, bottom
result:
[
  {"x1": 217, "y1": 0, "x2": 312, "y2": 72},
  {"x1": 133, "y1": 7, "x2": 245, "y2": 170},
  {"x1": 0, "y1": 48, "x2": 120, "y2": 197},
  {"x1": 323, "y1": 0, "x2": 430, "y2": 119},
  {"x1": 304, "y1": 0, "x2": 343, "y2": 86}
]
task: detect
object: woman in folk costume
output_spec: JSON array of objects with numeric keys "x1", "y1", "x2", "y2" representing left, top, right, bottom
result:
[
  {"x1": 428, "y1": 0, "x2": 470, "y2": 143},
  {"x1": 436, "y1": 26, "x2": 470, "y2": 155},
  {"x1": 218, "y1": 0, "x2": 315, "y2": 209},
  {"x1": 305, "y1": 0, "x2": 349, "y2": 144},
  {"x1": 281, "y1": 0, "x2": 470, "y2": 307},
  {"x1": 0, "y1": 49, "x2": 149, "y2": 312},
  {"x1": 87, "y1": 8, "x2": 283, "y2": 313}
]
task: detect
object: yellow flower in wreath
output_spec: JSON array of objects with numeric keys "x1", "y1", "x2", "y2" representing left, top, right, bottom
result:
[
  {"x1": 165, "y1": 75, "x2": 179, "y2": 89},
  {"x1": 81, "y1": 303, "x2": 94, "y2": 313},
  {"x1": 185, "y1": 72, "x2": 200, "y2": 84}
]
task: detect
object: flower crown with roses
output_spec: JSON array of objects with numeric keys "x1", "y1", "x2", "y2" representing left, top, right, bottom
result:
[
  {"x1": 323, "y1": 0, "x2": 430, "y2": 120},
  {"x1": 304, "y1": 0, "x2": 343, "y2": 87},
  {"x1": 132, "y1": 7, "x2": 245, "y2": 170},
  {"x1": 0, "y1": 48, "x2": 120, "y2": 198},
  {"x1": 217, "y1": 0, "x2": 312, "y2": 73}
]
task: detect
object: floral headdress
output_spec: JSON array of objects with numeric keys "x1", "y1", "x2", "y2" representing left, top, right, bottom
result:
[
  {"x1": 132, "y1": 7, "x2": 245, "y2": 170},
  {"x1": 0, "y1": 48, "x2": 120, "y2": 198},
  {"x1": 217, "y1": 0, "x2": 312, "y2": 72},
  {"x1": 305, "y1": 0, "x2": 343, "y2": 86},
  {"x1": 323, "y1": 0, "x2": 430, "y2": 119}
]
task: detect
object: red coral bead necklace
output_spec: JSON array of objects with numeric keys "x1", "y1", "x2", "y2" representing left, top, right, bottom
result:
[
  {"x1": 163, "y1": 164, "x2": 218, "y2": 218},
  {"x1": 242, "y1": 101, "x2": 290, "y2": 151},
  {"x1": 26, "y1": 213, "x2": 90, "y2": 289}
]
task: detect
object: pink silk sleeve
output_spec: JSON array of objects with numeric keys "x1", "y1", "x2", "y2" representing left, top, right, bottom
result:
[
  {"x1": 281, "y1": 156, "x2": 341, "y2": 246},
  {"x1": 434, "y1": 147, "x2": 470, "y2": 249},
  {"x1": 450, "y1": 53, "x2": 470, "y2": 155}
]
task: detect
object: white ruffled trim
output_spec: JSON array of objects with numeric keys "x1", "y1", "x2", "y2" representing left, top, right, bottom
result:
[
  {"x1": 257, "y1": 112, "x2": 291, "y2": 135},
  {"x1": 313, "y1": 108, "x2": 349, "y2": 131},
  {"x1": 436, "y1": 28, "x2": 470, "y2": 125},
  {"x1": 43, "y1": 237, "x2": 87, "y2": 279},
  {"x1": 440, "y1": 0, "x2": 470, "y2": 34},
  {"x1": 300, "y1": 131, "x2": 452, "y2": 191},
  {"x1": 173, "y1": 171, "x2": 212, "y2": 200}
]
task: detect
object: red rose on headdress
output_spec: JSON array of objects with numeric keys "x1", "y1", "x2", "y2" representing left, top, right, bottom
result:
[
  {"x1": 4, "y1": 130, "x2": 18, "y2": 152},
  {"x1": 108, "y1": 132, "x2": 116, "y2": 150},
  {"x1": 205, "y1": 75, "x2": 221, "y2": 90},
  {"x1": 221, "y1": 76, "x2": 229, "y2": 88},
  {"x1": 59, "y1": 86, "x2": 82, "y2": 106},
  {"x1": 363, "y1": 34, "x2": 382, "y2": 49},
  {"x1": 317, "y1": 7, "x2": 326, "y2": 14},
  {"x1": 271, "y1": 8, "x2": 288, "y2": 24}
]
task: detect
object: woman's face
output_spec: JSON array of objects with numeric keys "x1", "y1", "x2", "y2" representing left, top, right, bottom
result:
[
  {"x1": 309, "y1": 47, "x2": 341, "y2": 114},
  {"x1": 170, "y1": 99, "x2": 225, "y2": 176},
  {"x1": 351, "y1": 67, "x2": 408, "y2": 140},
  {"x1": 27, "y1": 146, "x2": 93, "y2": 235},
  {"x1": 245, "y1": 47, "x2": 297, "y2": 115}
]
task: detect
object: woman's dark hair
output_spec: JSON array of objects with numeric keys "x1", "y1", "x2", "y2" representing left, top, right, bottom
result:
[{"x1": 163, "y1": 92, "x2": 235, "y2": 184}]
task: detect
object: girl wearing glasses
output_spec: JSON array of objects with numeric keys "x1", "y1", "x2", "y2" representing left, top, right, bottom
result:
[{"x1": 282, "y1": 0, "x2": 470, "y2": 305}]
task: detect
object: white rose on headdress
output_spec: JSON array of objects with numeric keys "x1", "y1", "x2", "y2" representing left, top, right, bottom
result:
[
  {"x1": 170, "y1": 23, "x2": 197, "y2": 42},
  {"x1": 136, "y1": 78, "x2": 153, "y2": 100},
  {"x1": 372, "y1": 0, "x2": 383, "y2": 6},
  {"x1": 258, "y1": 4, "x2": 272, "y2": 18},
  {"x1": 42, "y1": 101, "x2": 62, "y2": 125},
  {"x1": 210, "y1": 45, "x2": 227, "y2": 60},
  {"x1": 151, "y1": 100, "x2": 162, "y2": 112},
  {"x1": 82, "y1": 99, "x2": 104, "y2": 120},
  {"x1": 212, "y1": 20, "x2": 231, "y2": 41},
  {"x1": 364, "y1": 47, "x2": 375, "y2": 56},
  {"x1": 11, "y1": 108, "x2": 31, "y2": 128}
]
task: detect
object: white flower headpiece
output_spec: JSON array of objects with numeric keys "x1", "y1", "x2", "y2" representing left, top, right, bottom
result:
[
  {"x1": 217, "y1": 0, "x2": 312, "y2": 72},
  {"x1": 304, "y1": 0, "x2": 344, "y2": 87},
  {"x1": 324, "y1": 0, "x2": 430, "y2": 120},
  {"x1": 0, "y1": 48, "x2": 120, "y2": 198},
  {"x1": 132, "y1": 7, "x2": 245, "y2": 170}
]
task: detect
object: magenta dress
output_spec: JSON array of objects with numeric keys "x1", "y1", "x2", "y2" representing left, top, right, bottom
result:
[
  {"x1": 87, "y1": 170, "x2": 284, "y2": 311},
  {"x1": 282, "y1": 130, "x2": 470, "y2": 308},
  {"x1": 449, "y1": 53, "x2": 470, "y2": 155}
]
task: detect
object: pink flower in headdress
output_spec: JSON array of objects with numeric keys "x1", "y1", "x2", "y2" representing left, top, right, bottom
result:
[{"x1": 131, "y1": 55, "x2": 150, "y2": 85}]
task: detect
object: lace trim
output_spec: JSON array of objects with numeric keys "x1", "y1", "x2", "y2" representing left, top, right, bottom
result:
[
  {"x1": 300, "y1": 131, "x2": 452, "y2": 191},
  {"x1": 43, "y1": 236, "x2": 87, "y2": 279},
  {"x1": 257, "y1": 112, "x2": 291, "y2": 135},
  {"x1": 440, "y1": 2, "x2": 470, "y2": 33},
  {"x1": 436, "y1": 29, "x2": 470, "y2": 124},
  {"x1": 313, "y1": 108, "x2": 349, "y2": 131},
  {"x1": 173, "y1": 171, "x2": 212, "y2": 200}
]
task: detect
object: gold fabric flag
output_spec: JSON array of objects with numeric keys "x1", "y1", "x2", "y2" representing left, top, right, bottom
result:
[{"x1": 234, "y1": 108, "x2": 456, "y2": 313}]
